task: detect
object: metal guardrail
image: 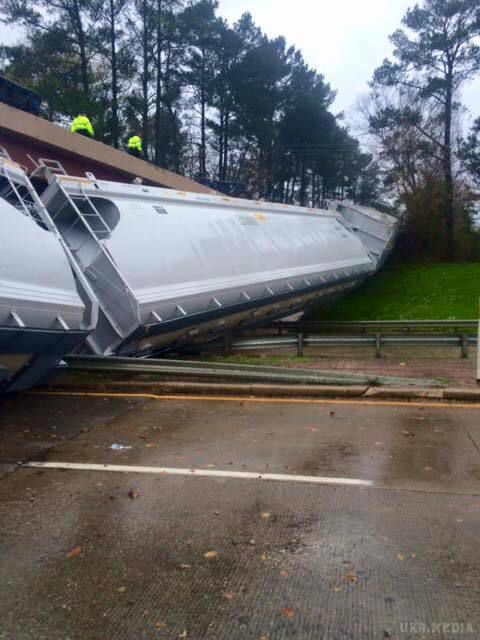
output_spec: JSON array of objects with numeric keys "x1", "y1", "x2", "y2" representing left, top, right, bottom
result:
[
  {"x1": 217, "y1": 332, "x2": 478, "y2": 359},
  {"x1": 62, "y1": 355, "x2": 439, "y2": 388},
  {"x1": 271, "y1": 319, "x2": 477, "y2": 333}
]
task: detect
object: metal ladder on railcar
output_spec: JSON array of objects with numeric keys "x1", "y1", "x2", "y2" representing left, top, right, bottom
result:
[
  {"x1": 43, "y1": 177, "x2": 140, "y2": 353},
  {"x1": 0, "y1": 149, "x2": 46, "y2": 225}
]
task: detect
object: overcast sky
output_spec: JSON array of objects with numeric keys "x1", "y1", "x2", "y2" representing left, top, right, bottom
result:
[
  {"x1": 217, "y1": 0, "x2": 480, "y2": 125},
  {"x1": 1, "y1": 0, "x2": 479, "y2": 126}
]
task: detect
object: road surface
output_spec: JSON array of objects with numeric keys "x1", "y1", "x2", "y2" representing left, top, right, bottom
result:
[{"x1": 1, "y1": 391, "x2": 479, "y2": 639}]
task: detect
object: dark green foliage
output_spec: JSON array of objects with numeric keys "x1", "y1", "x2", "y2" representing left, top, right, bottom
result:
[
  {"x1": 0, "y1": 0, "x2": 379, "y2": 207},
  {"x1": 371, "y1": 0, "x2": 480, "y2": 259},
  {"x1": 461, "y1": 118, "x2": 480, "y2": 188}
]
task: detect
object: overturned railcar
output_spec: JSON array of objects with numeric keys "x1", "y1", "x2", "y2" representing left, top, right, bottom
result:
[
  {"x1": 328, "y1": 200, "x2": 398, "y2": 266},
  {"x1": 1, "y1": 164, "x2": 398, "y2": 392},
  {"x1": 40, "y1": 174, "x2": 397, "y2": 358},
  {"x1": 0, "y1": 160, "x2": 97, "y2": 391}
]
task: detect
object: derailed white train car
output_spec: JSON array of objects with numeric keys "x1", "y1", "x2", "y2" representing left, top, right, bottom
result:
[
  {"x1": 0, "y1": 162, "x2": 398, "y2": 391},
  {"x1": 0, "y1": 160, "x2": 97, "y2": 391},
  {"x1": 40, "y1": 174, "x2": 397, "y2": 358}
]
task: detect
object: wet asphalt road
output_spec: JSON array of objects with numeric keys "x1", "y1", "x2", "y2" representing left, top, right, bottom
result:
[{"x1": 0, "y1": 392, "x2": 479, "y2": 640}]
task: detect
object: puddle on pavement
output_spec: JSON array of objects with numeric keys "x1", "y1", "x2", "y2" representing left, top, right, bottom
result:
[{"x1": 379, "y1": 409, "x2": 478, "y2": 488}]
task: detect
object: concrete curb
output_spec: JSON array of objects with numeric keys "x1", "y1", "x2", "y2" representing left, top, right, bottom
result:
[
  {"x1": 443, "y1": 388, "x2": 480, "y2": 401},
  {"x1": 41, "y1": 380, "x2": 368, "y2": 398},
  {"x1": 364, "y1": 387, "x2": 445, "y2": 400},
  {"x1": 38, "y1": 379, "x2": 480, "y2": 402}
]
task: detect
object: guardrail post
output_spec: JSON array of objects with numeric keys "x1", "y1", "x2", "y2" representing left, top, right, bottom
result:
[
  {"x1": 297, "y1": 333, "x2": 304, "y2": 357},
  {"x1": 477, "y1": 301, "x2": 480, "y2": 381},
  {"x1": 461, "y1": 333, "x2": 469, "y2": 359},
  {"x1": 375, "y1": 333, "x2": 382, "y2": 359},
  {"x1": 224, "y1": 332, "x2": 232, "y2": 356}
]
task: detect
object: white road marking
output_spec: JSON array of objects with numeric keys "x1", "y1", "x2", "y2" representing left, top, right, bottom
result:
[{"x1": 24, "y1": 461, "x2": 374, "y2": 487}]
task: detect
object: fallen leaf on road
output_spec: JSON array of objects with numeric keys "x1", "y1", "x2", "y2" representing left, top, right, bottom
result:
[
  {"x1": 155, "y1": 622, "x2": 167, "y2": 629},
  {"x1": 66, "y1": 546, "x2": 82, "y2": 559},
  {"x1": 128, "y1": 490, "x2": 140, "y2": 499},
  {"x1": 261, "y1": 553, "x2": 269, "y2": 561},
  {"x1": 261, "y1": 512, "x2": 271, "y2": 519},
  {"x1": 204, "y1": 550, "x2": 218, "y2": 559},
  {"x1": 223, "y1": 592, "x2": 238, "y2": 601},
  {"x1": 260, "y1": 636, "x2": 269, "y2": 640},
  {"x1": 282, "y1": 608, "x2": 295, "y2": 620},
  {"x1": 346, "y1": 571, "x2": 358, "y2": 583},
  {"x1": 397, "y1": 554, "x2": 405, "y2": 561},
  {"x1": 334, "y1": 587, "x2": 342, "y2": 593}
]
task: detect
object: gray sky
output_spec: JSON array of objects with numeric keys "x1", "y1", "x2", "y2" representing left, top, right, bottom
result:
[
  {"x1": 217, "y1": 0, "x2": 480, "y2": 125},
  {"x1": 1, "y1": 0, "x2": 479, "y2": 125}
]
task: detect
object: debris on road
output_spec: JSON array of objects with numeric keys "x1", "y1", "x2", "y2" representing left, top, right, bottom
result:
[{"x1": 282, "y1": 607, "x2": 296, "y2": 620}]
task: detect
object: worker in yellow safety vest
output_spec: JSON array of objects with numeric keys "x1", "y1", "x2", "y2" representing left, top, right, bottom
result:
[
  {"x1": 127, "y1": 133, "x2": 143, "y2": 158},
  {"x1": 70, "y1": 114, "x2": 95, "y2": 138}
]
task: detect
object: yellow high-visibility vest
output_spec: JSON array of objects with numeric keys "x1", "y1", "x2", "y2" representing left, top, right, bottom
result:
[
  {"x1": 128, "y1": 135, "x2": 143, "y2": 152},
  {"x1": 70, "y1": 115, "x2": 94, "y2": 137}
]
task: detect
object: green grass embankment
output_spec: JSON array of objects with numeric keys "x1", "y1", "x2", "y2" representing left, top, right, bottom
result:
[{"x1": 309, "y1": 263, "x2": 480, "y2": 320}]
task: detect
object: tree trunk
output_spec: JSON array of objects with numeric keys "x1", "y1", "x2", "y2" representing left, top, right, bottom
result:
[
  {"x1": 443, "y1": 70, "x2": 455, "y2": 259},
  {"x1": 141, "y1": 1, "x2": 150, "y2": 157},
  {"x1": 199, "y1": 52, "x2": 207, "y2": 178},
  {"x1": 154, "y1": 0, "x2": 163, "y2": 165},
  {"x1": 109, "y1": 0, "x2": 119, "y2": 148},
  {"x1": 299, "y1": 160, "x2": 307, "y2": 206},
  {"x1": 218, "y1": 108, "x2": 224, "y2": 180},
  {"x1": 72, "y1": 0, "x2": 90, "y2": 100},
  {"x1": 223, "y1": 108, "x2": 229, "y2": 182}
]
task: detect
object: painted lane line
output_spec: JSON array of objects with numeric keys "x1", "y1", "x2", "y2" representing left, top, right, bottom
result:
[
  {"x1": 29, "y1": 390, "x2": 480, "y2": 410},
  {"x1": 24, "y1": 461, "x2": 375, "y2": 488}
]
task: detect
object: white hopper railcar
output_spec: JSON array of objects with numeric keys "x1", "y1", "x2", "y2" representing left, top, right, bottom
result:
[
  {"x1": 0, "y1": 162, "x2": 398, "y2": 391},
  {"x1": 40, "y1": 173, "x2": 397, "y2": 358},
  {"x1": 0, "y1": 159, "x2": 97, "y2": 391}
]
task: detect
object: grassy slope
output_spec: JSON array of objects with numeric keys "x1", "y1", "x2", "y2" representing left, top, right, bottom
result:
[{"x1": 309, "y1": 263, "x2": 480, "y2": 320}]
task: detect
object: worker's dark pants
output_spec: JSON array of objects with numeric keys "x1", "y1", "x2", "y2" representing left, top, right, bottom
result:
[
  {"x1": 75, "y1": 129, "x2": 92, "y2": 138},
  {"x1": 128, "y1": 149, "x2": 142, "y2": 159}
]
